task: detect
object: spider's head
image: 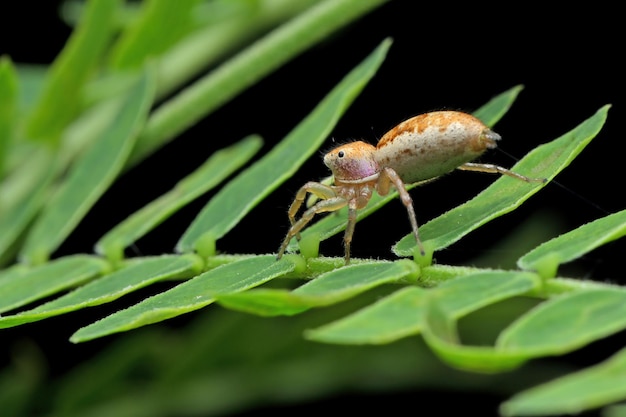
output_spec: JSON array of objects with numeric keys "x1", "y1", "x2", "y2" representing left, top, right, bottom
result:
[{"x1": 323, "y1": 141, "x2": 379, "y2": 182}]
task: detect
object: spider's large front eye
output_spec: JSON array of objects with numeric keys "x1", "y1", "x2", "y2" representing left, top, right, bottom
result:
[{"x1": 338, "y1": 151, "x2": 344, "y2": 158}]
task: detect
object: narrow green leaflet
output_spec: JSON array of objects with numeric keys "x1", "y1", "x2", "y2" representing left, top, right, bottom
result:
[
  {"x1": 0, "y1": 255, "x2": 202, "y2": 329},
  {"x1": 497, "y1": 288, "x2": 626, "y2": 355},
  {"x1": 95, "y1": 135, "x2": 262, "y2": 262},
  {"x1": 287, "y1": 85, "x2": 523, "y2": 253},
  {"x1": 420, "y1": 271, "x2": 541, "y2": 373},
  {"x1": 421, "y1": 307, "x2": 530, "y2": 373},
  {"x1": 0, "y1": 263, "x2": 29, "y2": 284},
  {"x1": 501, "y1": 346, "x2": 626, "y2": 416},
  {"x1": 109, "y1": 0, "x2": 201, "y2": 69},
  {"x1": 176, "y1": 39, "x2": 391, "y2": 253},
  {"x1": 19, "y1": 70, "x2": 156, "y2": 265},
  {"x1": 393, "y1": 105, "x2": 610, "y2": 256},
  {"x1": 129, "y1": 0, "x2": 389, "y2": 165},
  {"x1": 518, "y1": 209, "x2": 626, "y2": 277},
  {"x1": 0, "y1": 150, "x2": 55, "y2": 264},
  {"x1": 0, "y1": 255, "x2": 109, "y2": 314},
  {"x1": 71, "y1": 255, "x2": 295, "y2": 342},
  {"x1": 472, "y1": 85, "x2": 523, "y2": 127},
  {"x1": 24, "y1": 0, "x2": 119, "y2": 144},
  {"x1": 306, "y1": 286, "x2": 428, "y2": 344},
  {"x1": 0, "y1": 56, "x2": 18, "y2": 176},
  {"x1": 432, "y1": 270, "x2": 540, "y2": 319},
  {"x1": 306, "y1": 270, "x2": 538, "y2": 365},
  {"x1": 216, "y1": 260, "x2": 418, "y2": 316}
]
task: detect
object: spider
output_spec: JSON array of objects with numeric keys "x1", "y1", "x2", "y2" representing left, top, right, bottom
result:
[{"x1": 277, "y1": 111, "x2": 545, "y2": 264}]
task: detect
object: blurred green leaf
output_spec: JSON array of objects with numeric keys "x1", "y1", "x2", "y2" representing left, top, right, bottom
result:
[
  {"x1": 95, "y1": 135, "x2": 262, "y2": 263},
  {"x1": 153, "y1": 0, "x2": 320, "y2": 98},
  {"x1": 501, "y1": 346, "x2": 626, "y2": 416},
  {"x1": 393, "y1": 105, "x2": 610, "y2": 256},
  {"x1": 20, "y1": 70, "x2": 155, "y2": 265},
  {"x1": 14, "y1": 65, "x2": 47, "y2": 113},
  {"x1": 109, "y1": 0, "x2": 202, "y2": 69},
  {"x1": 25, "y1": 0, "x2": 120, "y2": 144},
  {"x1": 176, "y1": 38, "x2": 391, "y2": 253},
  {"x1": 0, "y1": 255, "x2": 202, "y2": 329},
  {"x1": 0, "y1": 255, "x2": 109, "y2": 314},
  {"x1": 0, "y1": 56, "x2": 18, "y2": 176},
  {"x1": 0, "y1": 149, "x2": 56, "y2": 265},
  {"x1": 129, "y1": 0, "x2": 389, "y2": 165},
  {"x1": 70, "y1": 256, "x2": 296, "y2": 342}
]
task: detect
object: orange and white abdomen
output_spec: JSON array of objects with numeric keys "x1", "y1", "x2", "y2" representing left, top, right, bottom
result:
[{"x1": 374, "y1": 111, "x2": 499, "y2": 183}]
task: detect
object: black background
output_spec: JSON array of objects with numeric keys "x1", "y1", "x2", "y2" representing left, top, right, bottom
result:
[{"x1": 2, "y1": 1, "x2": 624, "y2": 416}]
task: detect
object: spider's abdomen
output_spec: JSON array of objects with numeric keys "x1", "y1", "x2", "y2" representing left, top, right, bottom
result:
[{"x1": 375, "y1": 111, "x2": 499, "y2": 183}]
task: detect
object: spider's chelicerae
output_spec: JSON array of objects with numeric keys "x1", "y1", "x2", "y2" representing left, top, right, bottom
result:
[{"x1": 277, "y1": 111, "x2": 546, "y2": 264}]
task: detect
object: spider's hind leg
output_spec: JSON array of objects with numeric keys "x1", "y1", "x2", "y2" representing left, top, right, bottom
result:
[{"x1": 458, "y1": 162, "x2": 546, "y2": 183}]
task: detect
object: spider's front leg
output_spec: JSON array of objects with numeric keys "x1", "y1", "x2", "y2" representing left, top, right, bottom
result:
[
  {"x1": 286, "y1": 181, "x2": 337, "y2": 235},
  {"x1": 377, "y1": 167, "x2": 426, "y2": 256},
  {"x1": 277, "y1": 182, "x2": 345, "y2": 260}
]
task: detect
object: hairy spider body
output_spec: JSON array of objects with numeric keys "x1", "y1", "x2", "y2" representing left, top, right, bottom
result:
[{"x1": 277, "y1": 111, "x2": 544, "y2": 264}]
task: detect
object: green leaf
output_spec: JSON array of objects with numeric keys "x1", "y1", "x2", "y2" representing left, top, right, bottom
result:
[
  {"x1": 70, "y1": 255, "x2": 295, "y2": 342},
  {"x1": 501, "y1": 346, "x2": 626, "y2": 416},
  {"x1": 176, "y1": 39, "x2": 391, "y2": 253},
  {"x1": 216, "y1": 260, "x2": 418, "y2": 316},
  {"x1": 95, "y1": 135, "x2": 262, "y2": 263},
  {"x1": 24, "y1": 0, "x2": 120, "y2": 144},
  {"x1": 432, "y1": 270, "x2": 540, "y2": 318},
  {"x1": 14, "y1": 65, "x2": 47, "y2": 113},
  {"x1": 305, "y1": 286, "x2": 428, "y2": 344},
  {"x1": 393, "y1": 105, "x2": 610, "y2": 256},
  {"x1": 0, "y1": 56, "x2": 18, "y2": 176},
  {"x1": 420, "y1": 271, "x2": 541, "y2": 373},
  {"x1": 129, "y1": 0, "x2": 389, "y2": 165},
  {"x1": 421, "y1": 306, "x2": 530, "y2": 373},
  {"x1": 109, "y1": 0, "x2": 201, "y2": 69},
  {"x1": 287, "y1": 85, "x2": 524, "y2": 254},
  {"x1": 153, "y1": 0, "x2": 320, "y2": 98},
  {"x1": 0, "y1": 149, "x2": 56, "y2": 264},
  {"x1": 306, "y1": 270, "x2": 537, "y2": 349},
  {"x1": 0, "y1": 255, "x2": 202, "y2": 329},
  {"x1": 472, "y1": 84, "x2": 523, "y2": 127},
  {"x1": 518, "y1": 209, "x2": 626, "y2": 277},
  {"x1": 497, "y1": 288, "x2": 626, "y2": 355},
  {"x1": 19, "y1": 70, "x2": 156, "y2": 265},
  {"x1": 0, "y1": 255, "x2": 109, "y2": 314}
]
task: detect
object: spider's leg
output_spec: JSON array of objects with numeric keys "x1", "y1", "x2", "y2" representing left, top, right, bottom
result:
[
  {"x1": 287, "y1": 182, "x2": 337, "y2": 240},
  {"x1": 458, "y1": 163, "x2": 546, "y2": 183},
  {"x1": 277, "y1": 196, "x2": 347, "y2": 259},
  {"x1": 380, "y1": 167, "x2": 425, "y2": 256}
]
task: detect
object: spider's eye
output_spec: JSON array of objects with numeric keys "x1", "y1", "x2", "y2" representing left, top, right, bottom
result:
[{"x1": 337, "y1": 151, "x2": 344, "y2": 158}]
